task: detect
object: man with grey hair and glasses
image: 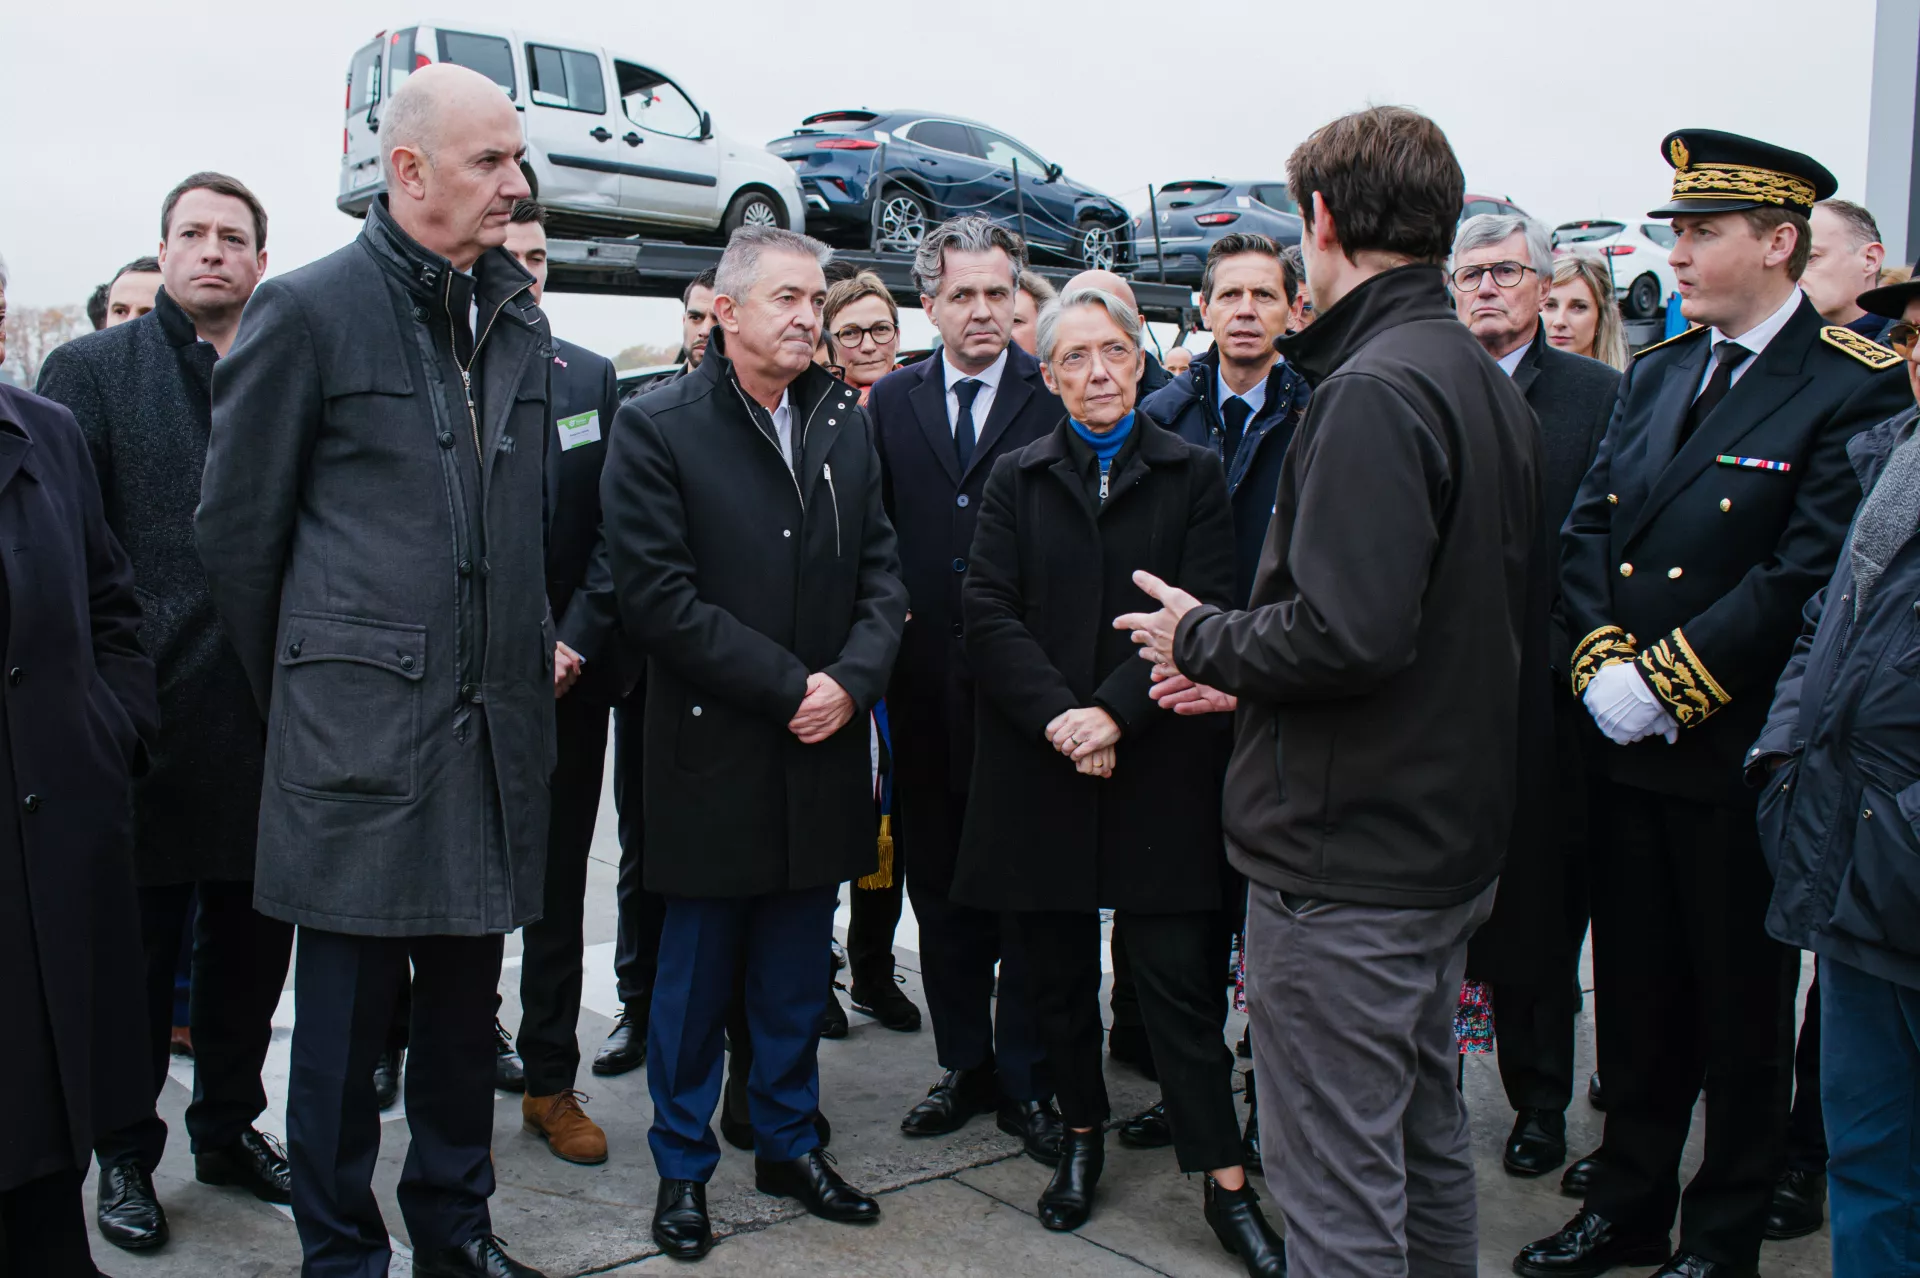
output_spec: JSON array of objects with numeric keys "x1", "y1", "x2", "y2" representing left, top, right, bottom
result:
[
  {"x1": 1448, "y1": 212, "x2": 1623, "y2": 1187},
  {"x1": 867, "y1": 214, "x2": 1066, "y2": 1161},
  {"x1": 602, "y1": 224, "x2": 906, "y2": 1260}
]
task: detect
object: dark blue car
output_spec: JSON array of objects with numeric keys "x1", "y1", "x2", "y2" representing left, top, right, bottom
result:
[
  {"x1": 769, "y1": 109, "x2": 1134, "y2": 270},
  {"x1": 1133, "y1": 180, "x2": 1303, "y2": 287}
]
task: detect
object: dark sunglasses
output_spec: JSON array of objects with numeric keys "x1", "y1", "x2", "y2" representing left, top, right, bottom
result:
[{"x1": 1886, "y1": 321, "x2": 1919, "y2": 359}]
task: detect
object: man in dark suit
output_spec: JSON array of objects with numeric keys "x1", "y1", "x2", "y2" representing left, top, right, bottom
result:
[
  {"x1": 1516, "y1": 131, "x2": 1912, "y2": 1278},
  {"x1": 499, "y1": 201, "x2": 628, "y2": 1165},
  {"x1": 869, "y1": 215, "x2": 1063, "y2": 1162},
  {"x1": 1446, "y1": 213, "x2": 1620, "y2": 1184}
]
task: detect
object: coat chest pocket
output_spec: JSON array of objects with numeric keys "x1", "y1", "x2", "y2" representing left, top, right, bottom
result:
[{"x1": 276, "y1": 611, "x2": 426, "y2": 803}]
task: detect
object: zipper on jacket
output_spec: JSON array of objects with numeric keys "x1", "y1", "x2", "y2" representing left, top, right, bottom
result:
[
  {"x1": 445, "y1": 273, "x2": 531, "y2": 464},
  {"x1": 1099, "y1": 468, "x2": 1110, "y2": 503},
  {"x1": 729, "y1": 378, "x2": 807, "y2": 513},
  {"x1": 823, "y1": 462, "x2": 842, "y2": 557}
]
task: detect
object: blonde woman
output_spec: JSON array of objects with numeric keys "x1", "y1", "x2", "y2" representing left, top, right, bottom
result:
[
  {"x1": 823, "y1": 271, "x2": 900, "y2": 405},
  {"x1": 1543, "y1": 254, "x2": 1629, "y2": 370}
]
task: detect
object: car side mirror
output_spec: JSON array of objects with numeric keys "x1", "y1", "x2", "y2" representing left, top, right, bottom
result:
[
  {"x1": 1045, "y1": 163, "x2": 1062, "y2": 183},
  {"x1": 699, "y1": 110, "x2": 712, "y2": 141}
]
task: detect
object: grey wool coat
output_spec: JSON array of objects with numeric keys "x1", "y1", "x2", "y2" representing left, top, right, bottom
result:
[
  {"x1": 198, "y1": 197, "x2": 556, "y2": 937},
  {"x1": 35, "y1": 289, "x2": 264, "y2": 885}
]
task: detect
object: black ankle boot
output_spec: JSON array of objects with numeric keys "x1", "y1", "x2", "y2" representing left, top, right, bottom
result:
[
  {"x1": 1038, "y1": 1128, "x2": 1104, "y2": 1231},
  {"x1": 1242, "y1": 1069, "x2": 1262, "y2": 1174},
  {"x1": 1205, "y1": 1175, "x2": 1286, "y2": 1276}
]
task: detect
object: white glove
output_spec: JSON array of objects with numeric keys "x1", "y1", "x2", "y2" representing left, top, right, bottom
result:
[{"x1": 1583, "y1": 661, "x2": 1680, "y2": 746}]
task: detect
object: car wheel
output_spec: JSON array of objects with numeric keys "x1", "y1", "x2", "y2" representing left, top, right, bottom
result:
[
  {"x1": 1624, "y1": 272, "x2": 1663, "y2": 320},
  {"x1": 875, "y1": 188, "x2": 928, "y2": 254},
  {"x1": 1078, "y1": 218, "x2": 1119, "y2": 270},
  {"x1": 722, "y1": 190, "x2": 784, "y2": 237}
]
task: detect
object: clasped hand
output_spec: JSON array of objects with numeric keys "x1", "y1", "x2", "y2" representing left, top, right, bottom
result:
[
  {"x1": 1582, "y1": 661, "x2": 1678, "y2": 746},
  {"x1": 1046, "y1": 706, "x2": 1120, "y2": 778},
  {"x1": 788, "y1": 672, "x2": 855, "y2": 744}
]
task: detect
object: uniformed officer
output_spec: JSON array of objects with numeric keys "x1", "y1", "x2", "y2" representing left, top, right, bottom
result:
[{"x1": 1514, "y1": 131, "x2": 1911, "y2": 1278}]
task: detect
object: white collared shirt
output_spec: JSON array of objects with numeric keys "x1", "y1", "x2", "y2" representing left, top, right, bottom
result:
[
  {"x1": 769, "y1": 388, "x2": 794, "y2": 466},
  {"x1": 1495, "y1": 339, "x2": 1532, "y2": 378},
  {"x1": 1216, "y1": 365, "x2": 1270, "y2": 419},
  {"x1": 1698, "y1": 287, "x2": 1803, "y2": 396},
  {"x1": 943, "y1": 346, "x2": 1009, "y2": 436}
]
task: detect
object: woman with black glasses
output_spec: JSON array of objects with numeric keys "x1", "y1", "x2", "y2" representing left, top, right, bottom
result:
[{"x1": 824, "y1": 271, "x2": 901, "y2": 406}]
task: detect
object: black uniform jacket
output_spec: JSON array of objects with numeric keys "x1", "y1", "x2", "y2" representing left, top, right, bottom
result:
[
  {"x1": 1562, "y1": 293, "x2": 1909, "y2": 805},
  {"x1": 544, "y1": 336, "x2": 628, "y2": 703},
  {"x1": 869, "y1": 341, "x2": 1061, "y2": 892},
  {"x1": 602, "y1": 330, "x2": 907, "y2": 898}
]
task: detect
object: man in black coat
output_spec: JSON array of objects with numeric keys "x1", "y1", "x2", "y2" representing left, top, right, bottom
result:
[
  {"x1": 36, "y1": 171, "x2": 295, "y2": 1251},
  {"x1": 0, "y1": 378, "x2": 158, "y2": 1275},
  {"x1": 1517, "y1": 131, "x2": 1913, "y2": 1278},
  {"x1": 869, "y1": 215, "x2": 1063, "y2": 1159},
  {"x1": 602, "y1": 226, "x2": 906, "y2": 1260},
  {"x1": 1445, "y1": 212, "x2": 1621, "y2": 1183}
]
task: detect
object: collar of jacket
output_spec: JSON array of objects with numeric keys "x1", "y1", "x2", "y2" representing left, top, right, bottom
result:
[
  {"x1": 1186, "y1": 343, "x2": 1309, "y2": 420},
  {"x1": 359, "y1": 194, "x2": 538, "y2": 316},
  {"x1": 696, "y1": 327, "x2": 847, "y2": 420},
  {"x1": 153, "y1": 285, "x2": 201, "y2": 349},
  {"x1": 1276, "y1": 262, "x2": 1454, "y2": 386},
  {"x1": 1848, "y1": 403, "x2": 1920, "y2": 494},
  {"x1": 1021, "y1": 412, "x2": 1188, "y2": 469}
]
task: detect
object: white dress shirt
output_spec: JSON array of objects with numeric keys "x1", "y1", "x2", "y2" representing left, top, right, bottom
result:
[
  {"x1": 1216, "y1": 365, "x2": 1271, "y2": 417},
  {"x1": 1698, "y1": 287, "x2": 1803, "y2": 396},
  {"x1": 769, "y1": 388, "x2": 795, "y2": 466},
  {"x1": 1496, "y1": 339, "x2": 1532, "y2": 378},
  {"x1": 943, "y1": 347, "x2": 1009, "y2": 435}
]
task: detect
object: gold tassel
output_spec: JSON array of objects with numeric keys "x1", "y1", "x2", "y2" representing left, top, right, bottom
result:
[{"x1": 857, "y1": 815, "x2": 894, "y2": 890}]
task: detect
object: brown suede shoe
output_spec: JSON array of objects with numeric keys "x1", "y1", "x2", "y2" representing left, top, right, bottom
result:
[{"x1": 522, "y1": 1089, "x2": 608, "y2": 1165}]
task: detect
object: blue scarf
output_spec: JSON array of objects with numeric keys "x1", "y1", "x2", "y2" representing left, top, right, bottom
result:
[{"x1": 1070, "y1": 412, "x2": 1135, "y2": 475}]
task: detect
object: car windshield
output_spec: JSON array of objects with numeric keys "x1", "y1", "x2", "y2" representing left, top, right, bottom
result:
[
  {"x1": 796, "y1": 111, "x2": 880, "y2": 134},
  {"x1": 437, "y1": 30, "x2": 515, "y2": 99},
  {"x1": 1161, "y1": 181, "x2": 1227, "y2": 209},
  {"x1": 1554, "y1": 220, "x2": 1625, "y2": 246}
]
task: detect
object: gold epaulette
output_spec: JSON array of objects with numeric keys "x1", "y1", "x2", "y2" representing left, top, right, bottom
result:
[
  {"x1": 1631, "y1": 324, "x2": 1708, "y2": 360},
  {"x1": 1820, "y1": 325, "x2": 1903, "y2": 371},
  {"x1": 1571, "y1": 625, "x2": 1638, "y2": 697},
  {"x1": 1634, "y1": 628, "x2": 1731, "y2": 728}
]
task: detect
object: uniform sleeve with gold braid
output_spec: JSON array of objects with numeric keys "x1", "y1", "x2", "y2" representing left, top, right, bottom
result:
[
  {"x1": 1571, "y1": 625, "x2": 1639, "y2": 697},
  {"x1": 1633, "y1": 628, "x2": 1732, "y2": 727}
]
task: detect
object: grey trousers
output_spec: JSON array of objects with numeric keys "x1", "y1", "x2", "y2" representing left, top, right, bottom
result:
[{"x1": 1245, "y1": 879, "x2": 1497, "y2": 1278}]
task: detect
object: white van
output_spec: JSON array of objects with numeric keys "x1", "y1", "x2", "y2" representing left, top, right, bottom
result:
[{"x1": 338, "y1": 24, "x2": 805, "y2": 239}]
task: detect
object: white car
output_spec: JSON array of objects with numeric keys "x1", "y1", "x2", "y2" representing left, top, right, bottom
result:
[
  {"x1": 1551, "y1": 218, "x2": 1680, "y2": 321},
  {"x1": 338, "y1": 23, "x2": 806, "y2": 239}
]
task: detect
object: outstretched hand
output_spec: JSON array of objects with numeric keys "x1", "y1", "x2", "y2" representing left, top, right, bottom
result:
[
  {"x1": 1149, "y1": 666, "x2": 1237, "y2": 716},
  {"x1": 1113, "y1": 570, "x2": 1202, "y2": 668}
]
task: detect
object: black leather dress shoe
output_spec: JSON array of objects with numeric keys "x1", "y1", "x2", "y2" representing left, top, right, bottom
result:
[
  {"x1": 412, "y1": 1233, "x2": 547, "y2": 1276},
  {"x1": 1204, "y1": 1176, "x2": 1286, "y2": 1276},
  {"x1": 195, "y1": 1128, "x2": 293, "y2": 1204},
  {"x1": 493, "y1": 1019, "x2": 526, "y2": 1093},
  {"x1": 374, "y1": 1047, "x2": 404, "y2": 1110},
  {"x1": 1649, "y1": 1252, "x2": 1757, "y2": 1278},
  {"x1": 1118, "y1": 1100, "x2": 1172, "y2": 1149},
  {"x1": 1561, "y1": 1149, "x2": 1604, "y2": 1198},
  {"x1": 1242, "y1": 1069, "x2": 1262, "y2": 1174},
  {"x1": 820, "y1": 987, "x2": 849, "y2": 1040},
  {"x1": 1764, "y1": 1165, "x2": 1827, "y2": 1240},
  {"x1": 1512, "y1": 1211, "x2": 1669, "y2": 1277},
  {"x1": 849, "y1": 980, "x2": 922, "y2": 1032},
  {"x1": 996, "y1": 1098, "x2": 1063, "y2": 1165},
  {"x1": 1588, "y1": 1071, "x2": 1605, "y2": 1111},
  {"x1": 1504, "y1": 1108, "x2": 1569, "y2": 1177},
  {"x1": 1039, "y1": 1129, "x2": 1104, "y2": 1232},
  {"x1": 901, "y1": 1068, "x2": 1000, "y2": 1136},
  {"x1": 592, "y1": 1007, "x2": 647, "y2": 1076},
  {"x1": 1108, "y1": 1024, "x2": 1158, "y2": 1081},
  {"x1": 96, "y1": 1162, "x2": 168, "y2": 1251},
  {"x1": 651, "y1": 1179, "x2": 712, "y2": 1261},
  {"x1": 754, "y1": 1149, "x2": 879, "y2": 1223}
]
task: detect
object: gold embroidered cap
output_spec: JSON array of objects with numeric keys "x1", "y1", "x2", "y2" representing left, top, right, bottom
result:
[{"x1": 1649, "y1": 129, "x2": 1836, "y2": 220}]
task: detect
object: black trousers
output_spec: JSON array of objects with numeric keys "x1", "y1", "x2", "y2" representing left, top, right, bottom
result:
[
  {"x1": 612, "y1": 689, "x2": 666, "y2": 1013},
  {"x1": 847, "y1": 866, "x2": 903, "y2": 993},
  {"x1": 516, "y1": 694, "x2": 609, "y2": 1096},
  {"x1": 1108, "y1": 917, "x2": 1143, "y2": 1035},
  {"x1": 1012, "y1": 909, "x2": 1241, "y2": 1172},
  {"x1": 1786, "y1": 963, "x2": 1827, "y2": 1173},
  {"x1": 0, "y1": 1169, "x2": 97, "y2": 1278},
  {"x1": 288, "y1": 928, "x2": 503, "y2": 1278},
  {"x1": 1585, "y1": 780, "x2": 1797, "y2": 1269},
  {"x1": 1489, "y1": 867, "x2": 1589, "y2": 1113},
  {"x1": 95, "y1": 880, "x2": 293, "y2": 1170}
]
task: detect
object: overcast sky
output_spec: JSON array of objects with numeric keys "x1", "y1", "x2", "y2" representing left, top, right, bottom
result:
[{"x1": 0, "y1": 0, "x2": 1883, "y2": 360}]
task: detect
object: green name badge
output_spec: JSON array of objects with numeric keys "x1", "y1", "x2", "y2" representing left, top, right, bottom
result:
[{"x1": 556, "y1": 410, "x2": 601, "y2": 451}]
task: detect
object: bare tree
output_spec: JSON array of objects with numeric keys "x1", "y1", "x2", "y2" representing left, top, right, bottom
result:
[
  {"x1": 3, "y1": 304, "x2": 89, "y2": 388},
  {"x1": 612, "y1": 341, "x2": 681, "y2": 370}
]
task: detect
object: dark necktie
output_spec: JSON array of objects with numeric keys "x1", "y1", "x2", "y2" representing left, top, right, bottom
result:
[
  {"x1": 1222, "y1": 396, "x2": 1252, "y2": 470},
  {"x1": 1680, "y1": 341, "x2": 1752, "y2": 444},
  {"x1": 953, "y1": 378, "x2": 983, "y2": 472}
]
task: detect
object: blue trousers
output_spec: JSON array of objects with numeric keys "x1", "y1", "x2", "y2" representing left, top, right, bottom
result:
[
  {"x1": 1822, "y1": 955, "x2": 1920, "y2": 1277},
  {"x1": 647, "y1": 886, "x2": 838, "y2": 1181},
  {"x1": 288, "y1": 928, "x2": 503, "y2": 1278}
]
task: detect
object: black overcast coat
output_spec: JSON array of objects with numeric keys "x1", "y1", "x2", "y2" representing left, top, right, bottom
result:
[
  {"x1": 35, "y1": 289, "x2": 263, "y2": 885},
  {"x1": 0, "y1": 384, "x2": 158, "y2": 1189},
  {"x1": 544, "y1": 336, "x2": 629, "y2": 702},
  {"x1": 602, "y1": 331, "x2": 907, "y2": 898},
  {"x1": 952, "y1": 418, "x2": 1236, "y2": 915}
]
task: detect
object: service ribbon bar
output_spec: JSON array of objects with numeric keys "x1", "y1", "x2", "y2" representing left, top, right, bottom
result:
[{"x1": 1715, "y1": 455, "x2": 1792, "y2": 472}]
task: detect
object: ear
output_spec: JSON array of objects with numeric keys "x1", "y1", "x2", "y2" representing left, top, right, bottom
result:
[
  {"x1": 1039, "y1": 360, "x2": 1058, "y2": 395},
  {"x1": 1310, "y1": 191, "x2": 1339, "y2": 254},
  {"x1": 1765, "y1": 220, "x2": 1798, "y2": 270},
  {"x1": 919, "y1": 294, "x2": 936, "y2": 317},
  {"x1": 1867, "y1": 241, "x2": 1887, "y2": 274},
  {"x1": 157, "y1": 240, "x2": 171, "y2": 269},
  {"x1": 388, "y1": 145, "x2": 429, "y2": 200},
  {"x1": 257, "y1": 250, "x2": 269, "y2": 275},
  {"x1": 713, "y1": 293, "x2": 742, "y2": 333}
]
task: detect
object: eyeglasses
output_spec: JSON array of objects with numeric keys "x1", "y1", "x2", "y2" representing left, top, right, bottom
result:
[
  {"x1": 1052, "y1": 341, "x2": 1138, "y2": 373},
  {"x1": 830, "y1": 320, "x2": 897, "y2": 348},
  {"x1": 1886, "y1": 321, "x2": 1919, "y2": 359},
  {"x1": 1449, "y1": 260, "x2": 1537, "y2": 290}
]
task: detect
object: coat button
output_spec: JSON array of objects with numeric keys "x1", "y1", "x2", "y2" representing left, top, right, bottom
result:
[
  {"x1": 783, "y1": 529, "x2": 792, "y2": 538},
  {"x1": 6, "y1": 667, "x2": 19, "y2": 685},
  {"x1": 1668, "y1": 567, "x2": 1684, "y2": 579},
  {"x1": 438, "y1": 432, "x2": 455, "y2": 448},
  {"x1": 956, "y1": 494, "x2": 969, "y2": 508},
  {"x1": 460, "y1": 682, "x2": 476, "y2": 701},
  {"x1": 691, "y1": 705, "x2": 703, "y2": 716},
  {"x1": 953, "y1": 557, "x2": 966, "y2": 572},
  {"x1": 951, "y1": 622, "x2": 963, "y2": 637},
  {"x1": 1619, "y1": 563, "x2": 1633, "y2": 577},
  {"x1": 22, "y1": 794, "x2": 39, "y2": 813},
  {"x1": 287, "y1": 640, "x2": 303, "y2": 657},
  {"x1": 1607, "y1": 493, "x2": 1618, "y2": 504},
  {"x1": 399, "y1": 655, "x2": 415, "y2": 671},
  {"x1": 458, "y1": 559, "x2": 472, "y2": 576},
  {"x1": 1720, "y1": 498, "x2": 1732, "y2": 512},
  {"x1": 828, "y1": 418, "x2": 837, "y2": 425},
  {"x1": 413, "y1": 305, "x2": 430, "y2": 322}
]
